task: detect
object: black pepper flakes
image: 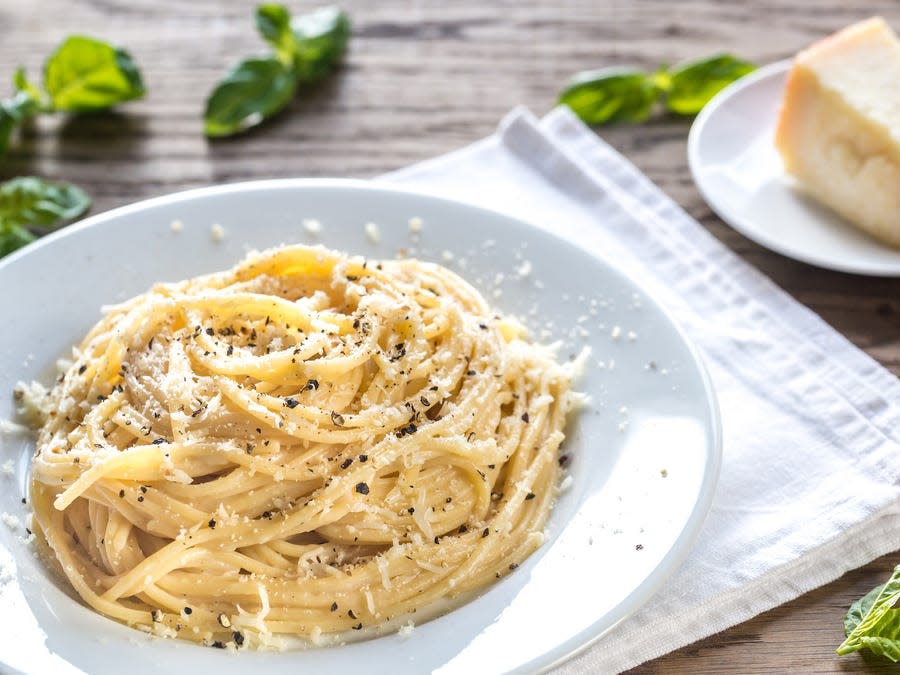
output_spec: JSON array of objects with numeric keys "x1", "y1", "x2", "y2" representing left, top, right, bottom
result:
[
  {"x1": 331, "y1": 411, "x2": 345, "y2": 426},
  {"x1": 358, "y1": 454, "x2": 368, "y2": 463},
  {"x1": 137, "y1": 495, "x2": 144, "y2": 502},
  {"x1": 355, "y1": 482, "x2": 370, "y2": 495},
  {"x1": 521, "y1": 412, "x2": 530, "y2": 423},
  {"x1": 340, "y1": 458, "x2": 353, "y2": 470},
  {"x1": 152, "y1": 438, "x2": 166, "y2": 445},
  {"x1": 183, "y1": 606, "x2": 193, "y2": 615},
  {"x1": 466, "y1": 370, "x2": 476, "y2": 376},
  {"x1": 211, "y1": 641, "x2": 225, "y2": 649},
  {"x1": 208, "y1": 519, "x2": 216, "y2": 529},
  {"x1": 525, "y1": 492, "x2": 536, "y2": 500},
  {"x1": 205, "y1": 328, "x2": 214, "y2": 336},
  {"x1": 330, "y1": 602, "x2": 338, "y2": 612},
  {"x1": 226, "y1": 345, "x2": 234, "y2": 356},
  {"x1": 151, "y1": 609, "x2": 163, "y2": 622},
  {"x1": 284, "y1": 397, "x2": 300, "y2": 409},
  {"x1": 304, "y1": 378, "x2": 319, "y2": 391},
  {"x1": 232, "y1": 631, "x2": 244, "y2": 646},
  {"x1": 348, "y1": 609, "x2": 357, "y2": 620},
  {"x1": 78, "y1": 364, "x2": 87, "y2": 374},
  {"x1": 482, "y1": 528, "x2": 490, "y2": 538},
  {"x1": 118, "y1": 489, "x2": 125, "y2": 498},
  {"x1": 558, "y1": 454, "x2": 570, "y2": 467},
  {"x1": 509, "y1": 563, "x2": 519, "y2": 570},
  {"x1": 458, "y1": 524, "x2": 468, "y2": 533},
  {"x1": 635, "y1": 544, "x2": 644, "y2": 551},
  {"x1": 352, "y1": 623, "x2": 363, "y2": 630}
]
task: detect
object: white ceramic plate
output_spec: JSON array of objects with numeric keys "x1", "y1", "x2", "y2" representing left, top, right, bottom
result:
[
  {"x1": 0, "y1": 180, "x2": 720, "y2": 675},
  {"x1": 688, "y1": 60, "x2": 900, "y2": 276}
]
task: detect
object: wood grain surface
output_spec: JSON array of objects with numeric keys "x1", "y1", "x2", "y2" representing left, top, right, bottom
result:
[{"x1": 3, "y1": 0, "x2": 900, "y2": 671}]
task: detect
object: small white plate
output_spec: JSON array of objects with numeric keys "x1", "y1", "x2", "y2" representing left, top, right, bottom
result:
[
  {"x1": 688, "y1": 60, "x2": 900, "y2": 276},
  {"x1": 0, "y1": 180, "x2": 720, "y2": 674}
]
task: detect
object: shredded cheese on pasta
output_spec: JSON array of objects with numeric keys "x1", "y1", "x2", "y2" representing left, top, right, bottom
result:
[{"x1": 28, "y1": 244, "x2": 578, "y2": 648}]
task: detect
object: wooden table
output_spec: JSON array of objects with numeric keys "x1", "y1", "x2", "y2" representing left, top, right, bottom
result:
[{"x1": 3, "y1": 0, "x2": 900, "y2": 671}]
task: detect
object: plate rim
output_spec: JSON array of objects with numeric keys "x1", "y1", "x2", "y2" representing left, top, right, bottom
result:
[
  {"x1": 687, "y1": 59, "x2": 900, "y2": 278},
  {"x1": 0, "y1": 178, "x2": 722, "y2": 674}
]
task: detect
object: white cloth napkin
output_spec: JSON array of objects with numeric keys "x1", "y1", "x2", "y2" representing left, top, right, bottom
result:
[{"x1": 381, "y1": 106, "x2": 900, "y2": 673}]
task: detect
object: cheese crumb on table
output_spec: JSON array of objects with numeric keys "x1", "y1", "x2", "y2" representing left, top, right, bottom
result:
[
  {"x1": 211, "y1": 223, "x2": 225, "y2": 241},
  {"x1": 775, "y1": 16, "x2": 900, "y2": 248},
  {"x1": 169, "y1": 219, "x2": 184, "y2": 233},
  {"x1": 408, "y1": 216, "x2": 423, "y2": 232},
  {"x1": 302, "y1": 219, "x2": 322, "y2": 234},
  {"x1": 1, "y1": 513, "x2": 20, "y2": 530},
  {"x1": 364, "y1": 222, "x2": 380, "y2": 243}
]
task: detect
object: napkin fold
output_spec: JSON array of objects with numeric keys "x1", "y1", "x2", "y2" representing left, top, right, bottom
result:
[{"x1": 382, "y1": 106, "x2": 900, "y2": 673}]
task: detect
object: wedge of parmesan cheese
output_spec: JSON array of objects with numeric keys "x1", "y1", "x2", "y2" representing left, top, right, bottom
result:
[{"x1": 774, "y1": 17, "x2": 900, "y2": 248}]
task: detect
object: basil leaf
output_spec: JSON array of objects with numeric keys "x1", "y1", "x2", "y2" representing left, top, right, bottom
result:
[
  {"x1": 0, "y1": 90, "x2": 41, "y2": 157},
  {"x1": 290, "y1": 6, "x2": 351, "y2": 84},
  {"x1": 0, "y1": 225, "x2": 35, "y2": 258},
  {"x1": 845, "y1": 582, "x2": 885, "y2": 637},
  {"x1": 256, "y1": 4, "x2": 297, "y2": 65},
  {"x1": 204, "y1": 57, "x2": 297, "y2": 138},
  {"x1": 665, "y1": 54, "x2": 755, "y2": 115},
  {"x1": 13, "y1": 67, "x2": 45, "y2": 106},
  {"x1": 44, "y1": 36, "x2": 145, "y2": 112},
  {"x1": 838, "y1": 564, "x2": 900, "y2": 659},
  {"x1": 0, "y1": 176, "x2": 90, "y2": 257},
  {"x1": 558, "y1": 68, "x2": 658, "y2": 125},
  {"x1": 0, "y1": 176, "x2": 91, "y2": 229}
]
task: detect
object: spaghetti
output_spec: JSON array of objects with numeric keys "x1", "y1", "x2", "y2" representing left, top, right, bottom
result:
[{"x1": 26, "y1": 245, "x2": 580, "y2": 648}]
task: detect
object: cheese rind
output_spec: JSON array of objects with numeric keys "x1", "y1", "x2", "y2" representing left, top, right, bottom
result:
[{"x1": 775, "y1": 17, "x2": 900, "y2": 248}]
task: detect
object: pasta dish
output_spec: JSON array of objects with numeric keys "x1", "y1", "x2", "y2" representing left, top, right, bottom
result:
[{"x1": 25, "y1": 245, "x2": 581, "y2": 649}]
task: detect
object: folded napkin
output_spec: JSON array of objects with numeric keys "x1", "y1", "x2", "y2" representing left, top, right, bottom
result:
[{"x1": 382, "y1": 106, "x2": 900, "y2": 673}]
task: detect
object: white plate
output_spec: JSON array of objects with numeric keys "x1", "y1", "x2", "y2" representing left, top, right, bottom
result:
[
  {"x1": 0, "y1": 180, "x2": 720, "y2": 675},
  {"x1": 688, "y1": 60, "x2": 900, "y2": 276}
]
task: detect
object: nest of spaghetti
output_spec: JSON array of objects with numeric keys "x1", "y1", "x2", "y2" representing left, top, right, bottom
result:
[{"x1": 26, "y1": 245, "x2": 580, "y2": 649}]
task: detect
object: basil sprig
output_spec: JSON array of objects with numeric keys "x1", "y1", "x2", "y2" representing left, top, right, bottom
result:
[
  {"x1": 0, "y1": 176, "x2": 91, "y2": 257},
  {"x1": 204, "y1": 4, "x2": 350, "y2": 138},
  {"x1": 559, "y1": 54, "x2": 755, "y2": 125},
  {"x1": 838, "y1": 564, "x2": 900, "y2": 662},
  {"x1": 0, "y1": 36, "x2": 145, "y2": 157}
]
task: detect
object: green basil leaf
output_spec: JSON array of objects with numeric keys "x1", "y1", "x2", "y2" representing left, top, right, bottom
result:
[
  {"x1": 204, "y1": 57, "x2": 297, "y2": 137},
  {"x1": 0, "y1": 176, "x2": 90, "y2": 257},
  {"x1": 44, "y1": 36, "x2": 145, "y2": 112},
  {"x1": 558, "y1": 68, "x2": 658, "y2": 125},
  {"x1": 838, "y1": 564, "x2": 900, "y2": 658},
  {"x1": 665, "y1": 54, "x2": 755, "y2": 116},
  {"x1": 0, "y1": 89, "x2": 41, "y2": 157},
  {"x1": 0, "y1": 224, "x2": 36, "y2": 257},
  {"x1": 290, "y1": 6, "x2": 351, "y2": 84},
  {"x1": 845, "y1": 583, "x2": 885, "y2": 637},
  {"x1": 858, "y1": 636, "x2": 900, "y2": 662},
  {"x1": 256, "y1": 4, "x2": 297, "y2": 65},
  {"x1": 0, "y1": 176, "x2": 91, "y2": 230}
]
